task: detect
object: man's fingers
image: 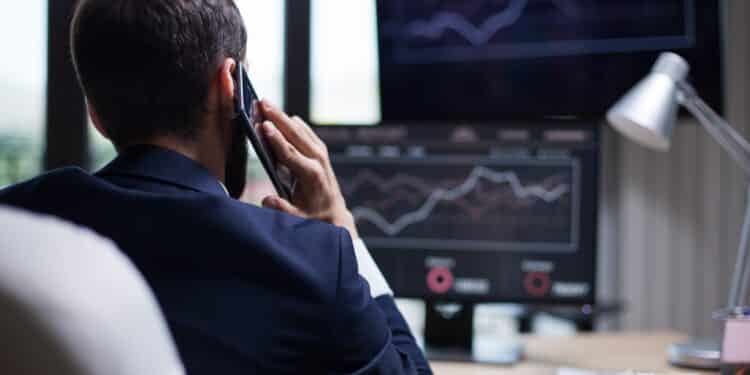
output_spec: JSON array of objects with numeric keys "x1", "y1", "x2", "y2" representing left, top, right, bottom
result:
[
  {"x1": 261, "y1": 100, "x2": 318, "y2": 157},
  {"x1": 291, "y1": 115, "x2": 326, "y2": 150},
  {"x1": 262, "y1": 195, "x2": 305, "y2": 217},
  {"x1": 288, "y1": 115, "x2": 328, "y2": 163},
  {"x1": 261, "y1": 121, "x2": 322, "y2": 181}
]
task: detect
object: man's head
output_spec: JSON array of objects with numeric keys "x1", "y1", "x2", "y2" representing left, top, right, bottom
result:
[{"x1": 71, "y1": 0, "x2": 250, "y2": 197}]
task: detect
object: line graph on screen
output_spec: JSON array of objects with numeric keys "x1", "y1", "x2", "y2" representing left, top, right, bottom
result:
[
  {"x1": 350, "y1": 166, "x2": 569, "y2": 236},
  {"x1": 382, "y1": 0, "x2": 696, "y2": 63},
  {"x1": 403, "y1": 0, "x2": 580, "y2": 46},
  {"x1": 335, "y1": 158, "x2": 581, "y2": 252}
]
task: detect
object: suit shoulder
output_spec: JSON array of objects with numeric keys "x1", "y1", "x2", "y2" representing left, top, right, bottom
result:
[
  {"x1": 221, "y1": 197, "x2": 344, "y2": 246},
  {"x1": 214, "y1": 199, "x2": 348, "y2": 297},
  {"x1": 2, "y1": 166, "x2": 89, "y2": 188},
  {"x1": 0, "y1": 167, "x2": 91, "y2": 202}
]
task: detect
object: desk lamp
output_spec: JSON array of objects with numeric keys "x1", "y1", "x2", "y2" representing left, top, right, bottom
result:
[{"x1": 607, "y1": 52, "x2": 750, "y2": 370}]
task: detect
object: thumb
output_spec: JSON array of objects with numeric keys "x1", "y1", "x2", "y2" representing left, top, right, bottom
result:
[{"x1": 262, "y1": 195, "x2": 305, "y2": 218}]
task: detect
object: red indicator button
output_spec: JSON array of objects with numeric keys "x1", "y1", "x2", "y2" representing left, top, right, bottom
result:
[
  {"x1": 524, "y1": 272, "x2": 551, "y2": 297},
  {"x1": 427, "y1": 267, "x2": 454, "y2": 294}
]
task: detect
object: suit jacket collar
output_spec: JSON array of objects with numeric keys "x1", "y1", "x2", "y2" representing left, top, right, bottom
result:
[{"x1": 96, "y1": 144, "x2": 228, "y2": 197}]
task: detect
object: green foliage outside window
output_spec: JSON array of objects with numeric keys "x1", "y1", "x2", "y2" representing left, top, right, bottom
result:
[{"x1": 0, "y1": 133, "x2": 40, "y2": 187}]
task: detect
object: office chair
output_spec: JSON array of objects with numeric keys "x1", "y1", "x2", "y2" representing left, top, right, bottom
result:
[{"x1": 0, "y1": 206, "x2": 185, "y2": 375}]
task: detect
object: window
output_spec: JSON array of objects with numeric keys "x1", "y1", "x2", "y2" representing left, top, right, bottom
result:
[
  {"x1": 237, "y1": 1, "x2": 286, "y2": 109},
  {"x1": 0, "y1": 1, "x2": 47, "y2": 186},
  {"x1": 311, "y1": 0, "x2": 380, "y2": 125}
]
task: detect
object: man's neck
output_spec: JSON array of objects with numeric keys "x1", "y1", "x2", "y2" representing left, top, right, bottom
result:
[{"x1": 140, "y1": 135, "x2": 227, "y2": 184}]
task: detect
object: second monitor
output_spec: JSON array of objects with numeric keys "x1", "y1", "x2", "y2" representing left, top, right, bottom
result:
[{"x1": 317, "y1": 124, "x2": 599, "y2": 305}]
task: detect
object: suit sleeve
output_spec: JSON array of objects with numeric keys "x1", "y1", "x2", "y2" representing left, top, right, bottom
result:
[{"x1": 328, "y1": 228, "x2": 432, "y2": 375}]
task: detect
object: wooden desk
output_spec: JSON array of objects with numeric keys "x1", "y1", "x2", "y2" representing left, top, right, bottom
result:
[{"x1": 432, "y1": 332, "x2": 716, "y2": 375}]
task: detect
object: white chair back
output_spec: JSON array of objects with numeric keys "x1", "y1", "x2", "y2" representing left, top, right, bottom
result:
[{"x1": 0, "y1": 206, "x2": 185, "y2": 375}]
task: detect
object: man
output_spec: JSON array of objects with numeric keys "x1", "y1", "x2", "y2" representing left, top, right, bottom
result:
[{"x1": 0, "y1": 0, "x2": 432, "y2": 374}]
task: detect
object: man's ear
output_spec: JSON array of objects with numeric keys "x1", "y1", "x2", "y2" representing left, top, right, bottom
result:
[
  {"x1": 217, "y1": 58, "x2": 237, "y2": 116},
  {"x1": 88, "y1": 105, "x2": 110, "y2": 140}
]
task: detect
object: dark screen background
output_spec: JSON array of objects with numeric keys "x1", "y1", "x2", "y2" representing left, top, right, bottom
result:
[{"x1": 377, "y1": 0, "x2": 723, "y2": 122}]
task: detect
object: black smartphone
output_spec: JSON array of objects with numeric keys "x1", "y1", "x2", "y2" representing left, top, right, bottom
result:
[{"x1": 234, "y1": 64, "x2": 294, "y2": 201}]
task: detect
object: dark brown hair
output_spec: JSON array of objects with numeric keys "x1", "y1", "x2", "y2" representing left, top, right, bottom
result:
[{"x1": 71, "y1": 0, "x2": 247, "y2": 146}]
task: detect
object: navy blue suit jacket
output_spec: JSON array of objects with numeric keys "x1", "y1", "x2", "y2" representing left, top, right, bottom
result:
[{"x1": 0, "y1": 145, "x2": 431, "y2": 374}]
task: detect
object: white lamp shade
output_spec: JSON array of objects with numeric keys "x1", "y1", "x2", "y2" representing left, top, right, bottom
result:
[{"x1": 606, "y1": 52, "x2": 690, "y2": 151}]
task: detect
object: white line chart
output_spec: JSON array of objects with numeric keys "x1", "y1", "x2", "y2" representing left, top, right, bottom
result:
[
  {"x1": 382, "y1": 0, "x2": 696, "y2": 62},
  {"x1": 404, "y1": 0, "x2": 580, "y2": 46},
  {"x1": 351, "y1": 166, "x2": 570, "y2": 237}
]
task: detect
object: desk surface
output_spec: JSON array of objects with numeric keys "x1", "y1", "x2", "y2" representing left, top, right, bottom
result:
[{"x1": 432, "y1": 332, "x2": 715, "y2": 375}]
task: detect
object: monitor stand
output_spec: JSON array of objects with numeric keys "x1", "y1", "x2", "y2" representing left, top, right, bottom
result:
[{"x1": 423, "y1": 302, "x2": 524, "y2": 365}]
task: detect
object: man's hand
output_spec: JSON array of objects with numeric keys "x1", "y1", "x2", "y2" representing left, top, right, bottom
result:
[{"x1": 259, "y1": 100, "x2": 359, "y2": 238}]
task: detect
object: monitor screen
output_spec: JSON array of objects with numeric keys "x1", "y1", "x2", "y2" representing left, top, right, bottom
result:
[
  {"x1": 318, "y1": 124, "x2": 599, "y2": 303},
  {"x1": 377, "y1": 0, "x2": 723, "y2": 122},
  {"x1": 340, "y1": 154, "x2": 579, "y2": 252}
]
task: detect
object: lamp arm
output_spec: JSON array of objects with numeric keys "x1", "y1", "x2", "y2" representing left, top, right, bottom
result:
[
  {"x1": 735, "y1": 186, "x2": 750, "y2": 307},
  {"x1": 677, "y1": 80, "x2": 750, "y2": 307},
  {"x1": 677, "y1": 81, "x2": 750, "y2": 175}
]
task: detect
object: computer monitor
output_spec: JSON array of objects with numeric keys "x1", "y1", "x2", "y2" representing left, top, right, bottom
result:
[
  {"x1": 317, "y1": 124, "x2": 599, "y2": 305},
  {"x1": 316, "y1": 124, "x2": 599, "y2": 361},
  {"x1": 377, "y1": 0, "x2": 723, "y2": 122}
]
